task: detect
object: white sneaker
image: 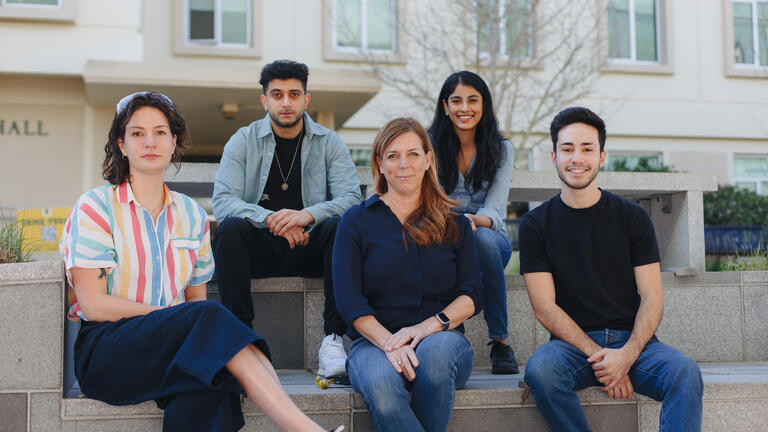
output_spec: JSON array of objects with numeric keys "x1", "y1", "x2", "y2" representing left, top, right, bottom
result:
[{"x1": 318, "y1": 334, "x2": 347, "y2": 377}]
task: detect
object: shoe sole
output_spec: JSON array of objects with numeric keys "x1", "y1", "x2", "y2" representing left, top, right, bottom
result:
[
  {"x1": 318, "y1": 367, "x2": 348, "y2": 378},
  {"x1": 491, "y1": 365, "x2": 520, "y2": 375}
]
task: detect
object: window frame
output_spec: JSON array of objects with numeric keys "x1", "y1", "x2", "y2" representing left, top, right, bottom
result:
[
  {"x1": 0, "y1": 0, "x2": 74, "y2": 22},
  {"x1": 323, "y1": 0, "x2": 404, "y2": 63},
  {"x1": 724, "y1": 0, "x2": 768, "y2": 77},
  {"x1": 733, "y1": 154, "x2": 768, "y2": 195},
  {"x1": 603, "y1": 151, "x2": 665, "y2": 172},
  {"x1": 477, "y1": 0, "x2": 534, "y2": 60},
  {"x1": 173, "y1": 0, "x2": 261, "y2": 58},
  {"x1": 601, "y1": 0, "x2": 674, "y2": 74}
]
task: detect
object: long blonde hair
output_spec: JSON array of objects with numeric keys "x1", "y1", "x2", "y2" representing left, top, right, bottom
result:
[{"x1": 371, "y1": 117, "x2": 458, "y2": 246}]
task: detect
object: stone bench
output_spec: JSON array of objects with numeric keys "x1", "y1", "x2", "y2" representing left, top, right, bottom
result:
[
  {"x1": 45, "y1": 364, "x2": 768, "y2": 431},
  {"x1": 165, "y1": 163, "x2": 717, "y2": 273},
  {"x1": 3, "y1": 260, "x2": 768, "y2": 431}
]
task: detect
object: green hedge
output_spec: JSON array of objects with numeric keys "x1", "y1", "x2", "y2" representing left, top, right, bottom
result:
[{"x1": 704, "y1": 185, "x2": 768, "y2": 226}]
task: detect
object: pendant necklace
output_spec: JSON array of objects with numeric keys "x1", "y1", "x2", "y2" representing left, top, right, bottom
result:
[{"x1": 274, "y1": 128, "x2": 303, "y2": 191}]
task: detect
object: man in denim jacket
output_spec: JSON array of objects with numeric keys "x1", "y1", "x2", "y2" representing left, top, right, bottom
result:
[{"x1": 213, "y1": 60, "x2": 362, "y2": 378}]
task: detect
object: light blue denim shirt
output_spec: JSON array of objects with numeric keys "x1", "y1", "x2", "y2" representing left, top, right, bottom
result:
[
  {"x1": 449, "y1": 139, "x2": 514, "y2": 234},
  {"x1": 212, "y1": 113, "x2": 362, "y2": 230}
]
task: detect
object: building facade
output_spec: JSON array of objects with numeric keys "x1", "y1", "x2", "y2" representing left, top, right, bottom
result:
[{"x1": 1, "y1": 0, "x2": 767, "y2": 211}]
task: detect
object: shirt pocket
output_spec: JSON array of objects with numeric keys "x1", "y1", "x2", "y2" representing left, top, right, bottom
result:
[{"x1": 171, "y1": 237, "x2": 200, "y2": 250}]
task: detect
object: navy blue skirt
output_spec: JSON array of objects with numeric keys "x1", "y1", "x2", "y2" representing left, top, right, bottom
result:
[{"x1": 74, "y1": 300, "x2": 270, "y2": 431}]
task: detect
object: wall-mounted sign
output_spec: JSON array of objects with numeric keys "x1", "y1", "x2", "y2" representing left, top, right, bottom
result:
[
  {"x1": 17, "y1": 207, "x2": 70, "y2": 252},
  {"x1": 0, "y1": 120, "x2": 48, "y2": 136}
]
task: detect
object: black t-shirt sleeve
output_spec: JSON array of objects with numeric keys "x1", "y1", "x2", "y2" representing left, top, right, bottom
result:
[
  {"x1": 519, "y1": 213, "x2": 552, "y2": 274},
  {"x1": 627, "y1": 204, "x2": 660, "y2": 267}
]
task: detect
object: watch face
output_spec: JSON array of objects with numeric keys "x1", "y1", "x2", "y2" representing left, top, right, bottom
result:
[{"x1": 437, "y1": 312, "x2": 449, "y2": 324}]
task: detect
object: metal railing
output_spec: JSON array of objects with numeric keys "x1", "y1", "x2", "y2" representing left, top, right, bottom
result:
[{"x1": 704, "y1": 226, "x2": 766, "y2": 254}]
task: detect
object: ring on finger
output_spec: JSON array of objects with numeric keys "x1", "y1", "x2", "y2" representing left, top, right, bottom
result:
[{"x1": 397, "y1": 360, "x2": 402, "y2": 365}]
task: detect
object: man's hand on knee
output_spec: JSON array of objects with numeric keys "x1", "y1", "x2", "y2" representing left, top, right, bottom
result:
[
  {"x1": 587, "y1": 347, "x2": 636, "y2": 389},
  {"x1": 280, "y1": 226, "x2": 309, "y2": 249},
  {"x1": 267, "y1": 209, "x2": 315, "y2": 236},
  {"x1": 601, "y1": 374, "x2": 634, "y2": 400}
]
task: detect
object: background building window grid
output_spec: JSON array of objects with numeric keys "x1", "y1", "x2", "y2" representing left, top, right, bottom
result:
[
  {"x1": 733, "y1": 0, "x2": 768, "y2": 66},
  {"x1": 607, "y1": 0, "x2": 659, "y2": 62},
  {"x1": 603, "y1": 153, "x2": 663, "y2": 171},
  {"x1": 349, "y1": 149, "x2": 372, "y2": 167},
  {"x1": 477, "y1": 0, "x2": 532, "y2": 58},
  {"x1": 186, "y1": 0, "x2": 250, "y2": 47},
  {"x1": 3, "y1": 0, "x2": 59, "y2": 5},
  {"x1": 333, "y1": 0, "x2": 395, "y2": 52},
  {"x1": 734, "y1": 155, "x2": 768, "y2": 195}
]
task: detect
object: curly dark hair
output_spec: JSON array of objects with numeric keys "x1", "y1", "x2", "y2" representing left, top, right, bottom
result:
[
  {"x1": 427, "y1": 71, "x2": 505, "y2": 195},
  {"x1": 259, "y1": 59, "x2": 309, "y2": 93},
  {"x1": 102, "y1": 92, "x2": 189, "y2": 185}
]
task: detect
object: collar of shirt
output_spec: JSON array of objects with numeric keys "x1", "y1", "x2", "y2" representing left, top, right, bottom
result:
[
  {"x1": 116, "y1": 181, "x2": 176, "y2": 212},
  {"x1": 255, "y1": 112, "x2": 329, "y2": 141}
]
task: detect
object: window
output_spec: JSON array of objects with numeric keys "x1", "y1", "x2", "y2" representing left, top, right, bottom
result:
[
  {"x1": 185, "y1": 0, "x2": 250, "y2": 47},
  {"x1": 477, "y1": 0, "x2": 531, "y2": 58},
  {"x1": 333, "y1": 0, "x2": 395, "y2": 52},
  {"x1": 0, "y1": 0, "x2": 73, "y2": 21},
  {"x1": 349, "y1": 149, "x2": 372, "y2": 167},
  {"x1": 732, "y1": 0, "x2": 768, "y2": 67},
  {"x1": 607, "y1": 0, "x2": 659, "y2": 62},
  {"x1": 3, "y1": 0, "x2": 59, "y2": 5},
  {"x1": 734, "y1": 155, "x2": 768, "y2": 195},
  {"x1": 173, "y1": 0, "x2": 260, "y2": 58},
  {"x1": 604, "y1": 153, "x2": 663, "y2": 172}
]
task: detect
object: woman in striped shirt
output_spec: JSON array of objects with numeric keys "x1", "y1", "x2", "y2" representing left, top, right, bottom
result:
[{"x1": 60, "y1": 92, "x2": 342, "y2": 432}]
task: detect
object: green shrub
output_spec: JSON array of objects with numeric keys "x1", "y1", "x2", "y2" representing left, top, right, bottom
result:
[
  {"x1": 0, "y1": 220, "x2": 32, "y2": 264},
  {"x1": 716, "y1": 249, "x2": 768, "y2": 271},
  {"x1": 704, "y1": 186, "x2": 768, "y2": 226},
  {"x1": 605, "y1": 157, "x2": 674, "y2": 172}
]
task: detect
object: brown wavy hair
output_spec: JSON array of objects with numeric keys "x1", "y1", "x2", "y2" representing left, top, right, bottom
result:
[
  {"x1": 102, "y1": 92, "x2": 189, "y2": 185},
  {"x1": 371, "y1": 117, "x2": 458, "y2": 246}
]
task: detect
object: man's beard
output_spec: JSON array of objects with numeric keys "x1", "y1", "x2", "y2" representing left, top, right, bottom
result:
[
  {"x1": 555, "y1": 164, "x2": 599, "y2": 190},
  {"x1": 269, "y1": 110, "x2": 303, "y2": 130}
]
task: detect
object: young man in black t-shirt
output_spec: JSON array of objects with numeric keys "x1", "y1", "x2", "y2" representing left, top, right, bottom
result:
[{"x1": 519, "y1": 107, "x2": 702, "y2": 431}]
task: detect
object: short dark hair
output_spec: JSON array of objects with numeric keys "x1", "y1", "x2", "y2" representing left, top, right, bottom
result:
[
  {"x1": 550, "y1": 107, "x2": 606, "y2": 152},
  {"x1": 102, "y1": 92, "x2": 189, "y2": 185},
  {"x1": 259, "y1": 60, "x2": 309, "y2": 93}
]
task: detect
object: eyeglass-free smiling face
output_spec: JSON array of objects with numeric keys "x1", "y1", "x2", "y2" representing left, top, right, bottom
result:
[
  {"x1": 551, "y1": 122, "x2": 606, "y2": 191},
  {"x1": 442, "y1": 84, "x2": 483, "y2": 133},
  {"x1": 117, "y1": 106, "x2": 177, "y2": 178}
]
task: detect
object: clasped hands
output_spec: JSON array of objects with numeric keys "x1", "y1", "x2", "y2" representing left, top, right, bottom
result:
[
  {"x1": 382, "y1": 321, "x2": 438, "y2": 382},
  {"x1": 587, "y1": 347, "x2": 637, "y2": 400},
  {"x1": 266, "y1": 209, "x2": 314, "y2": 249}
]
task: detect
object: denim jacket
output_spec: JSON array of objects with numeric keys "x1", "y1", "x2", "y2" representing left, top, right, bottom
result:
[
  {"x1": 212, "y1": 113, "x2": 362, "y2": 230},
  {"x1": 449, "y1": 139, "x2": 514, "y2": 234}
]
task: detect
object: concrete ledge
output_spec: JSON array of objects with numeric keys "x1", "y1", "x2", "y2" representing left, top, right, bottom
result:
[
  {"x1": 57, "y1": 363, "x2": 768, "y2": 432},
  {"x1": 0, "y1": 260, "x2": 63, "y2": 286}
]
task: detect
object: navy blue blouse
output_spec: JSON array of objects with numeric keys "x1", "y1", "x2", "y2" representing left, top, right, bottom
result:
[{"x1": 332, "y1": 194, "x2": 483, "y2": 339}]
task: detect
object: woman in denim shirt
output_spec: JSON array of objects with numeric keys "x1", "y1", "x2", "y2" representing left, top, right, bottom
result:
[{"x1": 428, "y1": 71, "x2": 519, "y2": 374}]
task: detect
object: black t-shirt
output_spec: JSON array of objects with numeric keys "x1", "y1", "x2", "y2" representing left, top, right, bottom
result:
[
  {"x1": 519, "y1": 189, "x2": 660, "y2": 331},
  {"x1": 259, "y1": 129, "x2": 304, "y2": 212}
]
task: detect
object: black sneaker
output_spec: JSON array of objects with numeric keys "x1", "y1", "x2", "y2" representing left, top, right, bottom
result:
[{"x1": 489, "y1": 341, "x2": 519, "y2": 374}]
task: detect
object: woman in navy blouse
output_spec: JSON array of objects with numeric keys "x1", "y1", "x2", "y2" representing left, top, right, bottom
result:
[
  {"x1": 333, "y1": 117, "x2": 483, "y2": 432},
  {"x1": 428, "y1": 71, "x2": 519, "y2": 375}
]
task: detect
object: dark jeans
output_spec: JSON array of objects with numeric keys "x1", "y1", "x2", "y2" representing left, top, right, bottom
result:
[{"x1": 213, "y1": 216, "x2": 346, "y2": 336}]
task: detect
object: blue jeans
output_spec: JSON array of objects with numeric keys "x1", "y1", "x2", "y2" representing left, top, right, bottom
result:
[
  {"x1": 524, "y1": 329, "x2": 703, "y2": 432},
  {"x1": 475, "y1": 227, "x2": 512, "y2": 340},
  {"x1": 346, "y1": 330, "x2": 474, "y2": 432}
]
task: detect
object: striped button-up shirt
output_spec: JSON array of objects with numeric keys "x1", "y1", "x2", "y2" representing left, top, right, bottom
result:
[{"x1": 60, "y1": 182, "x2": 214, "y2": 320}]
